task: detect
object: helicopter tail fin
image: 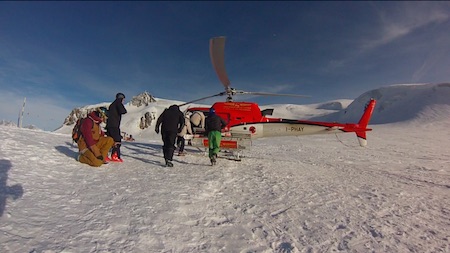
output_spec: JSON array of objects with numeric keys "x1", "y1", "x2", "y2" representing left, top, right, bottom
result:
[
  {"x1": 355, "y1": 99, "x2": 377, "y2": 147},
  {"x1": 356, "y1": 131, "x2": 368, "y2": 147}
]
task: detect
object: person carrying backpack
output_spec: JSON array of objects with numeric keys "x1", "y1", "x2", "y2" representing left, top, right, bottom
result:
[
  {"x1": 77, "y1": 110, "x2": 114, "y2": 167},
  {"x1": 205, "y1": 107, "x2": 227, "y2": 165},
  {"x1": 155, "y1": 104, "x2": 185, "y2": 167}
]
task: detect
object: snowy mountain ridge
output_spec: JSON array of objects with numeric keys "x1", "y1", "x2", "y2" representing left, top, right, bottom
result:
[{"x1": 312, "y1": 82, "x2": 450, "y2": 125}]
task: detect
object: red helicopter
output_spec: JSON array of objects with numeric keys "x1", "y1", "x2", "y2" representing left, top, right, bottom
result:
[{"x1": 180, "y1": 37, "x2": 376, "y2": 159}]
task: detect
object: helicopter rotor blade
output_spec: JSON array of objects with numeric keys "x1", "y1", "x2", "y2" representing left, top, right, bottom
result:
[
  {"x1": 180, "y1": 37, "x2": 310, "y2": 107},
  {"x1": 210, "y1": 36, "x2": 231, "y2": 89},
  {"x1": 235, "y1": 91, "x2": 311, "y2": 98},
  {"x1": 178, "y1": 92, "x2": 226, "y2": 107}
]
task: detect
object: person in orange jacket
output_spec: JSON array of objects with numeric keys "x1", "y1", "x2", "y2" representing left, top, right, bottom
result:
[{"x1": 77, "y1": 110, "x2": 114, "y2": 167}]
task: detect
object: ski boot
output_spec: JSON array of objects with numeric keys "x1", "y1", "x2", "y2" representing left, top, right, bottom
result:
[
  {"x1": 165, "y1": 159, "x2": 174, "y2": 167},
  {"x1": 210, "y1": 156, "x2": 217, "y2": 166},
  {"x1": 111, "y1": 152, "x2": 123, "y2": 162}
]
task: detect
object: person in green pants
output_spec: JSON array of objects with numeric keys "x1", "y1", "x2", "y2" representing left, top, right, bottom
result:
[{"x1": 205, "y1": 107, "x2": 227, "y2": 165}]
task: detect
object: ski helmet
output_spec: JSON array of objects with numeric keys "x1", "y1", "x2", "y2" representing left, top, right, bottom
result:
[
  {"x1": 116, "y1": 93, "x2": 125, "y2": 99},
  {"x1": 98, "y1": 107, "x2": 108, "y2": 118}
]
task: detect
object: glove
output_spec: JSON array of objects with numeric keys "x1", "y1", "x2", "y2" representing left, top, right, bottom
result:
[
  {"x1": 96, "y1": 155, "x2": 104, "y2": 161},
  {"x1": 155, "y1": 128, "x2": 159, "y2": 134}
]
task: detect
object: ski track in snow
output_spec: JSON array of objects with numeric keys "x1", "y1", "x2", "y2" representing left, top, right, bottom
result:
[{"x1": 0, "y1": 124, "x2": 449, "y2": 253}]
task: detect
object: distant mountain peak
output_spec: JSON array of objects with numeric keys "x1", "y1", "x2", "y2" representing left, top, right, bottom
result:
[{"x1": 130, "y1": 91, "x2": 157, "y2": 107}]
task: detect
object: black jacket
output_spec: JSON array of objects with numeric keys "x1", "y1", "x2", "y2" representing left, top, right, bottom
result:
[
  {"x1": 107, "y1": 98, "x2": 127, "y2": 128},
  {"x1": 205, "y1": 113, "x2": 227, "y2": 134},
  {"x1": 155, "y1": 105, "x2": 185, "y2": 133}
]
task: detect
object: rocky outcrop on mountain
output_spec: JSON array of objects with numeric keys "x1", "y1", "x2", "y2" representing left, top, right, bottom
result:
[
  {"x1": 60, "y1": 91, "x2": 156, "y2": 128},
  {"x1": 130, "y1": 91, "x2": 156, "y2": 107},
  {"x1": 63, "y1": 108, "x2": 84, "y2": 126},
  {"x1": 63, "y1": 107, "x2": 102, "y2": 126},
  {"x1": 0, "y1": 120, "x2": 39, "y2": 129},
  {"x1": 139, "y1": 111, "x2": 156, "y2": 129},
  {"x1": 0, "y1": 120, "x2": 19, "y2": 127}
]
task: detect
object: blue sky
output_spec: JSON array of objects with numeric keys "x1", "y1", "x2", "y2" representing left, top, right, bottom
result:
[{"x1": 1, "y1": 1, "x2": 449, "y2": 131}]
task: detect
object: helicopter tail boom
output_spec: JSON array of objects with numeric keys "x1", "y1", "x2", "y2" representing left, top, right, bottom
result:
[{"x1": 354, "y1": 99, "x2": 377, "y2": 146}]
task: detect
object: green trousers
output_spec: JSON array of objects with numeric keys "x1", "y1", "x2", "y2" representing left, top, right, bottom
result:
[{"x1": 208, "y1": 130, "x2": 222, "y2": 158}]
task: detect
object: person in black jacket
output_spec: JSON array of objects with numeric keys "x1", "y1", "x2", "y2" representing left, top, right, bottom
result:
[
  {"x1": 205, "y1": 107, "x2": 227, "y2": 165},
  {"x1": 155, "y1": 104, "x2": 185, "y2": 167},
  {"x1": 106, "y1": 92, "x2": 128, "y2": 162}
]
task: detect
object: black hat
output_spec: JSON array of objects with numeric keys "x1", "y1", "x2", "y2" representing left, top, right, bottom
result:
[{"x1": 116, "y1": 93, "x2": 125, "y2": 99}]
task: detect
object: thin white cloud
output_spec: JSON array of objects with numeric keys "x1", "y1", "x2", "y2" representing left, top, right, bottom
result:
[
  {"x1": 412, "y1": 48, "x2": 444, "y2": 82},
  {"x1": 0, "y1": 36, "x2": 124, "y2": 100},
  {"x1": 325, "y1": 2, "x2": 450, "y2": 75},
  {"x1": 260, "y1": 84, "x2": 297, "y2": 94},
  {"x1": 363, "y1": 2, "x2": 450, "y2": 50}
]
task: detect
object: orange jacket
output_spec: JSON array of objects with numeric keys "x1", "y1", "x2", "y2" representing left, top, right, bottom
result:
[{"x1": 77, "y1": 117, "x2": 104, "y2": 153}]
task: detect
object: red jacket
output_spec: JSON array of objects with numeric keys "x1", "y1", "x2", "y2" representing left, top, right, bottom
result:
[{"x1": 78, "y1": 113, "x2": 104, "y2": 151}]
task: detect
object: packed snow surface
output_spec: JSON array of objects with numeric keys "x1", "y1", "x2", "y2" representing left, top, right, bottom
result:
[{"x1": 1, "y1": 83, "x2": 450, "y2": 252}]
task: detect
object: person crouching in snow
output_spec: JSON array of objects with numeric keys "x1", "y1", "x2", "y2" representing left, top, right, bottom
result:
[{"x1": 77, "y1": 111, "x2": 114, "y2": 167}]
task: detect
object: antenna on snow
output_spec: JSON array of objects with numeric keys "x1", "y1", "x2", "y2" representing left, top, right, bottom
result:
[{"x1": 17, "y1": 97, "x2": 26, "y2": 128}]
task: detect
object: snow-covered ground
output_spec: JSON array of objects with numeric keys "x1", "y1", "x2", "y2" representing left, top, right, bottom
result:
[{"x1": 1, "y1": 83, "x2": 450, "y2": 252}]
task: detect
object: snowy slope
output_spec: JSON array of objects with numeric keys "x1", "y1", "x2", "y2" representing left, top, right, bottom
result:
[
  {"x1": 315, "y1": 83, "x2": 450, "y2": 124},
  {"x1": 1, "y1": 83, "x2": 450, "y2": 252}
]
